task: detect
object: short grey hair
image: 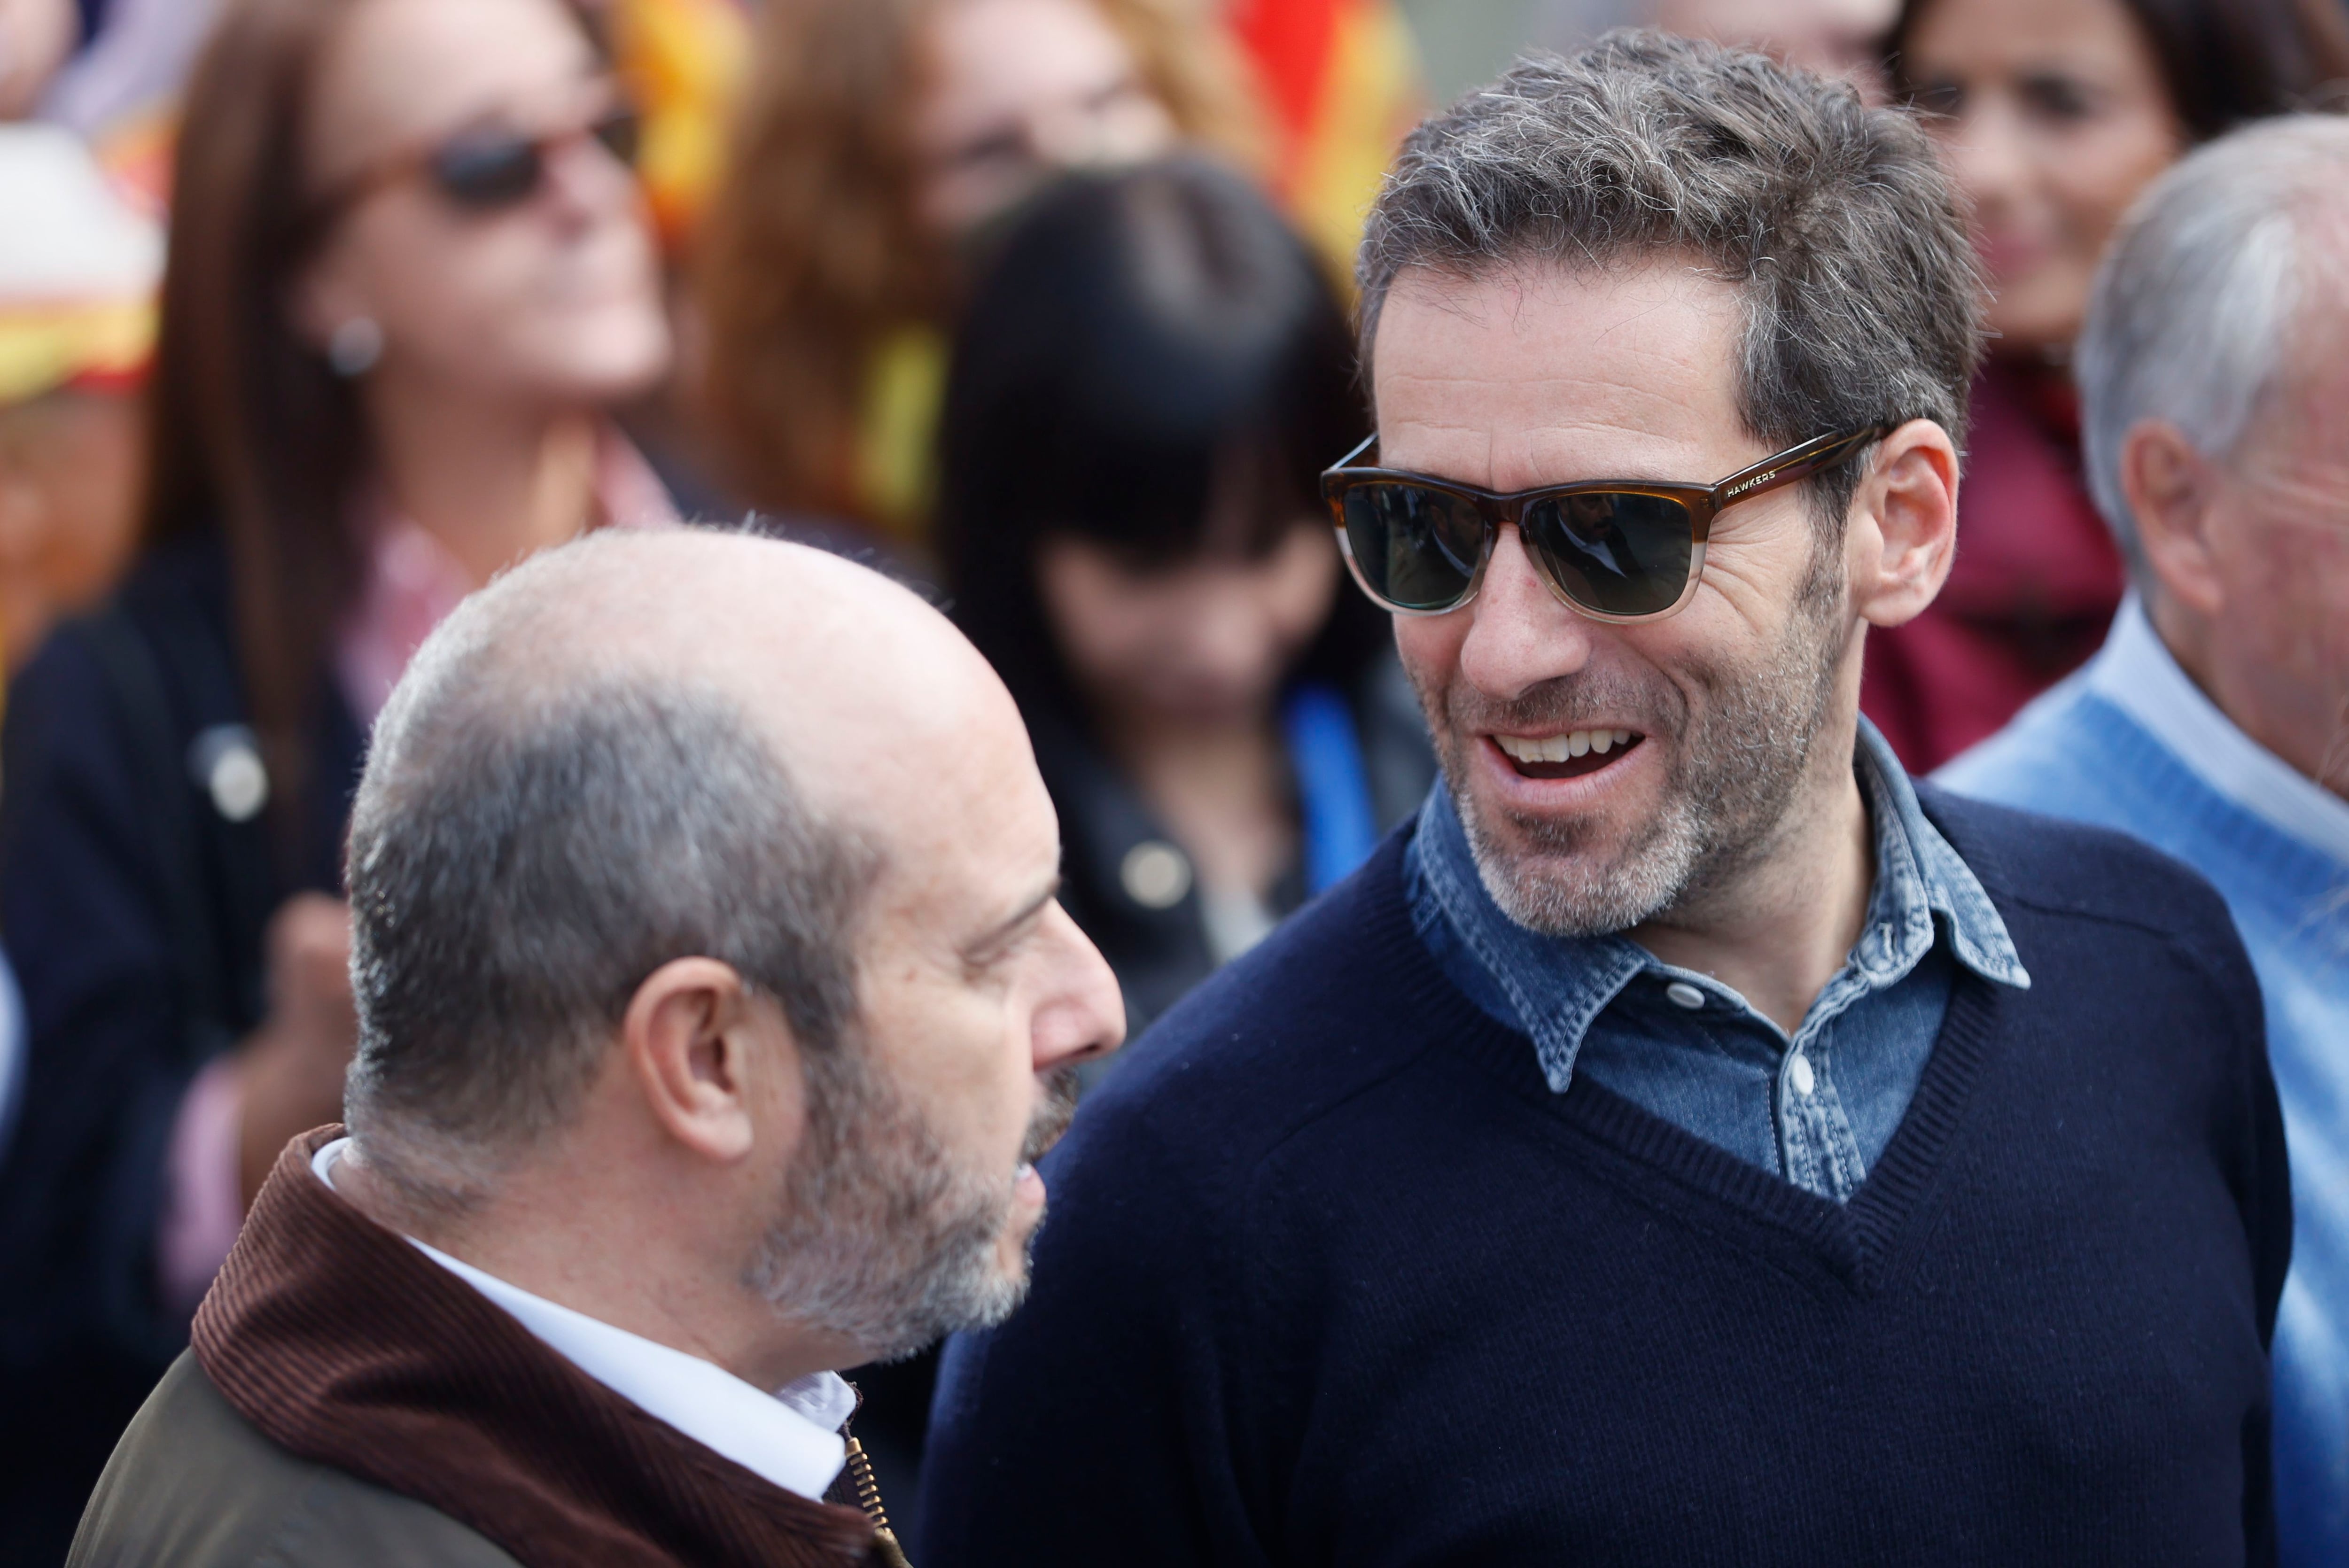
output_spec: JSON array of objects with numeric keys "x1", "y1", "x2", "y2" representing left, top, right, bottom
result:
[
  {"x1": 2077, "y1": 114, "x2": 2349, "y2": 584},
  {"x1": 1358, "y1": 31, "x2": 1981, "y2": 525},
  {"x1": 343, "y1": 541, "x2": 879, "y2": 1192}
]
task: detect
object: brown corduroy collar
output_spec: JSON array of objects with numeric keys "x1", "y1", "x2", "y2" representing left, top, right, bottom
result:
[{"x1": 194, "y1": 1128, "x2": 891, "y2": 1568}]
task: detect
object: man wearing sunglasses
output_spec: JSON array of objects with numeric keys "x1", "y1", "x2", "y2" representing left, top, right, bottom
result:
[{"x1": 921, "y1": 31, "x2": 2289, "y2": 1567}]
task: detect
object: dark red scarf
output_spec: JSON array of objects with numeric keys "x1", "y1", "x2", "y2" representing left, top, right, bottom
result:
[{"x1": 194, "y1": 1128, "x2": 894, "y2": 1568}]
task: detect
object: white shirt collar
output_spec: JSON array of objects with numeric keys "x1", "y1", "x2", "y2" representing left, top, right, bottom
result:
[
  {"x1": 311, "y1": 1137, "x2": 852, "y2": 1501},
  {"x1": 2085, "y1": 595, "x2": 2349, "y2": 866}
]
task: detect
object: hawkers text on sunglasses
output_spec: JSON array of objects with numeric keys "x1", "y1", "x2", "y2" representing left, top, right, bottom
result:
[{"x1": 1320, "y1": 425, "x2": 1889, "y2": 623}]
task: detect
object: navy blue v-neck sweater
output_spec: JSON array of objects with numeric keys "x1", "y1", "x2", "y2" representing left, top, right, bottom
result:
[{"x1": 921, "y1": 788, "x2": 2289, "y2": 1566}]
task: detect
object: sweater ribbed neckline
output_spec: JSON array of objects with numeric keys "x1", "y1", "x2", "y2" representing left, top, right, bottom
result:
[{"x1": 1339, "y1": 826, "x2": 2007, "y2": 1291}]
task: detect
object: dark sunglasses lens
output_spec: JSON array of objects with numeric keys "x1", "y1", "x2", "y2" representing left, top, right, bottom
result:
[
  {"x1": 431, "y1": 134, "x2": 543, "y2": 209},
  {"x1": 592, "y1": 109, "x2": 642, "y2": 168},
  {"x1": 1522, "y1": 492, "x2": 1696, "y2": 617},
  {"x1": 1340, "y1": 483, "x2": 1486, "y2": 611}
]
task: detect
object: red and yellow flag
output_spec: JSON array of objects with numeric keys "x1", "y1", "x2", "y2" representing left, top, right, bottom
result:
[{"x1": 1226, "y1": 0, "x2": 1423, "y2": 276}]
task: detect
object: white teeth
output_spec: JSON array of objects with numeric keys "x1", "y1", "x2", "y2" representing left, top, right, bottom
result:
[{"x1": 1497, "y1": 730, "x2": 1640, "y2": 764}]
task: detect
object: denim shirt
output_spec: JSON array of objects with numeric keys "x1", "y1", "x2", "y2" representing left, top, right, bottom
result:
[{"x1": 1405, "y1": 719, "x2": 2030, "y2": 1202}]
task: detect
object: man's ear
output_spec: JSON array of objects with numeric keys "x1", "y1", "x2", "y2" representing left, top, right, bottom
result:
[
  {"x1": 1849, "y1": 419, "x2": 1961, "y2": 631},
  {"x1": 622, "y1": 958, "x2": 802, "y2": 1167},
  {"x1": 2117, "y1": 418, "x2": 2224, "y2": 618}
]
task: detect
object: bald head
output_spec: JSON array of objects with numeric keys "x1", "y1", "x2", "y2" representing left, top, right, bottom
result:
[
  {"x1": 375, "y1": 528, "x2": 1022, "y2": 841},
  {"x1": 343, "y1": 528, "x2": 1042, "y2": 1181}
]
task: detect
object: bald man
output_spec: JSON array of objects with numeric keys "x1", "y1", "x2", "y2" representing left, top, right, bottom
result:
[{"x1": 69, "y1": 530, "x2": 1126, "y2": 1568}]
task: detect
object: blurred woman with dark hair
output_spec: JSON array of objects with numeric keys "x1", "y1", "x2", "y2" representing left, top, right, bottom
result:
[
  {"x1": 1867, "y1": 0, "x2": 2349, "y2": 771},
  {"x1": 941, "y1": 158, "x2": 1433, "y2": 1034},
  {"x1": 0, "y1": 0, "x2": 671, "y2": 1547},
  {"x1": 692, "y1": 0, "x2": 1262, "y2": 550}
]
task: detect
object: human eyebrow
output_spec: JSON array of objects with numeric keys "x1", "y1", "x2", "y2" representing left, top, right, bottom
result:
[{"x1": 961, "y1": 877, "x2": 1062, "y2": 965}]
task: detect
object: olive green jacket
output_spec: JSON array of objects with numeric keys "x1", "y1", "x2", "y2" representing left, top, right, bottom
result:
[{"x1": 71, "y1": 1353, "x2": 523, "y2": 1568}]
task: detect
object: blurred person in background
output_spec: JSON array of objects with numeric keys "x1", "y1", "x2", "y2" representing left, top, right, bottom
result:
[
  {"x1": 693, "y1": 0, "x2": 1261, "y2": 551},
  {"x1": 1538, "y1": 0, "x2": 1900, "y2": 99},
  {"x1": 1867, "y1": 0, "x2": 2349, "y2": 771},
  {"x1": 1942, "y1": 115, "x2": 2349, "y2": 1568},
  {"x1": 0, "y1": 0, "x2": 673, "y2": 1554},
  {"x1": 0, "y1": 120, "x2": 152, "y2": 1226},
  {"x1": 0, "y1": 123, "x2": 153, "y2": 676},
  {"x1": 943, "y1": 159, "x2": 1431, "y2": 1037}
]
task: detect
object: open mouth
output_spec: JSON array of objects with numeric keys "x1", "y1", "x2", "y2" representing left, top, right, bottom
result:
[{"x1": 1491, "y1": 729, "x2": 1644, "y2": 780}]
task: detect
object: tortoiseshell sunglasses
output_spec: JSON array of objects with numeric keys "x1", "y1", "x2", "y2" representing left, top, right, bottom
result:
[{"x1": 1320, "y1": 425, "x2": 1888, "y2": 623}]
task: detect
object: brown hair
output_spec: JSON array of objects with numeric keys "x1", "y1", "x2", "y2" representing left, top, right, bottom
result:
[
  {"x1": 692, "y1": 0, "x2": 1264, "y2": 524},
  {"x1": 145, "y1": 0, "x2": 370, "y2": 812},
  {"x1": 1892, "y1": 0, "x2": 2349, "y2": 141}
]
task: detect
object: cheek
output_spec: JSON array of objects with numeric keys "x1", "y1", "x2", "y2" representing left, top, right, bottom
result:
[
  {"x1": 1393, "y1": 612, "x2": 1465, "y2": 699},
  {"x1": 2232, "y1": 525, "x2": 2349, "y2": 685},
  {"x1": 862, "y1": 974, "x2": 1028, "y2": 1156},
  {"x1": 353, "y1": 206, "x2": 666, "y2": 390},
  {"x1": 2046, "y1": 114, "x2": 2176, "y2": 251}
]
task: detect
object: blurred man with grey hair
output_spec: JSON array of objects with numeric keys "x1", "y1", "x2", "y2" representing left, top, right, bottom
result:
[
  {"x1": 70, "y1": 529, "x2": 1125, "y2": 1567},
  {"x1": 1944, "y1": 114, "x2": 2349, "y2": 1568}
]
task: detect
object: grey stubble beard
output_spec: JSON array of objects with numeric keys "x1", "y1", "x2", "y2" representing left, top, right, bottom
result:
[
  {"x1": 746, "y1": 1040, "x2": 1080, "y2": 1364},
  {"x1": 1419, "y1": 539, "x2": 1850, "y2": 939}
]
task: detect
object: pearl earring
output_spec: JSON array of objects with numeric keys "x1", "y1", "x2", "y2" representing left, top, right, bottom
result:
[{"x1": 327, "y1": 317, "x2": 383, "y2": 377}]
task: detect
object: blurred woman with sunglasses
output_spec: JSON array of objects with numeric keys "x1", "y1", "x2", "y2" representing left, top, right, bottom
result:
[
  {"x1": 1863, "y1": 0, "x2": 2349, "y2": 771},
  {"x1": 692, "y1": 0, "x2": 1261, "y2": 555},
  {"x1": 0, "y1": 0, "x2": 672, "y2": 1548}
]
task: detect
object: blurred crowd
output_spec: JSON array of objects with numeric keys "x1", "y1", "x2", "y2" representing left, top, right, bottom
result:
[{"x1": 0, "y1": 0, "x2": 2344, "y2": 1562}]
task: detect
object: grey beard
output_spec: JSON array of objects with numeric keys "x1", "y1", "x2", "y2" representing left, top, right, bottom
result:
[
  {"x1": 1429, "y1": 543, "x2": 1849, "y2": 939},
  {"x1": 746, "y1": 1040, "x2": 1078, "y2": 1364}
]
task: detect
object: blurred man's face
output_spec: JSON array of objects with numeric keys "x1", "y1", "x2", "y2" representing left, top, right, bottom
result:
[
  {"x1": 1376, "y1": 260, "x2": 1857, "y2": 935},
  {"x1": 1652, "y1": 0, "x2": 1898, "y2": 99},
  {"x1": 0, "y1": 388, "x2": 143, "y2": 672},
  {"x1": 1036, "y1": 521, "x2": 1341, "y2": 726},
  {"x1": 2194, "y1": 297, "x2": 2349, "y2": 799},
  {"x1": 913, "y1": 0, "x2": 1178, "y2": 236},
  {"x1": 750, "y1": 668, "x2": 1124, "y2": 1358}
]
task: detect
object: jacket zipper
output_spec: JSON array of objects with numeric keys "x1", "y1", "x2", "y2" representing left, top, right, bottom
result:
[{"x1": 842, "y1": 1436, "x2": 911, "y2": 1565}]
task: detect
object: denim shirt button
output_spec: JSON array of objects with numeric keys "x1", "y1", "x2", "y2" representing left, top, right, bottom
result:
[
  {"x1": 1787, "y1": 1054, "x2": 1816, "y2": 1096},
  {"x1": 1664, "y1": 981, "x2": 1706, "y2": 1010}
]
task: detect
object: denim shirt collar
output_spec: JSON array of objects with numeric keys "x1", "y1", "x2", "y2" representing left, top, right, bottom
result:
[{"x1": 1412, "y1": 717, "x2": 2030, "y2": 1094}]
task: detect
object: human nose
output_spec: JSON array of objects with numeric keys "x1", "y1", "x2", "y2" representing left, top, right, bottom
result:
[
  {"x1": 542, "y1": 121, "x2": 637, "y2": 223},
  {"x1": 1942, "y1": 98, "x2": 2030, "y2": 224},
  {"x1": 1029, "y1": 901, "x2": 1126, "y2": 1073},
  {"x1": 1455, "y1": 522, "x2": 1597, "y2": 701}
]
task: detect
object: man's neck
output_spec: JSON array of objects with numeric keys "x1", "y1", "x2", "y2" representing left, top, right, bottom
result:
[
  {"x1": 330, "y1": 1139, "x2": 862, "y2": 1395},
  {"x1": 1626, "y1": 741, "x2": 1875, "y2": 1036}
]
